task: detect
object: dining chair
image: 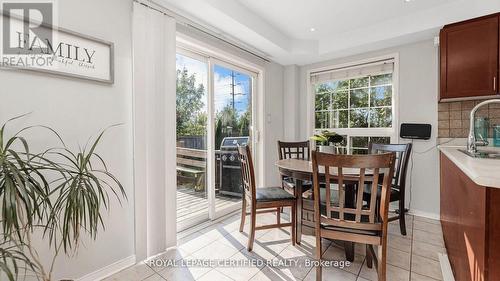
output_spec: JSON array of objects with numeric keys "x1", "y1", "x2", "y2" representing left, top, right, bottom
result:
[
  {"x1": 237, "y1": 145, "x2": 297, "y2": 251},
  {"x1": 311, "y1": 151, "x2": 396, "y2": 281},
  {"x1": 363, "y1": 143, "x2": 412, "y2": 236},
  {"x1": 277, "y1": 140, "x2": 311, "y2": 193}
]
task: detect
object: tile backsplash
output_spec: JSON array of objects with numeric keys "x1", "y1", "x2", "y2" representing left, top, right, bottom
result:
[{"x1": 438, "y1": 100, "x2": 500, "y2": 138}]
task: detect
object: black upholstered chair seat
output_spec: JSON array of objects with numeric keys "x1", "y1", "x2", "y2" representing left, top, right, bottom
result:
[{"x1": 255, "y1": 187, "x2": 296, "y2": 202}]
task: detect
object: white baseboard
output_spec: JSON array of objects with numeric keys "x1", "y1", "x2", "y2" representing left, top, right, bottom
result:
[
  {"x1": 439, "y1": 253, "x2": 455, "y2": 281},
  {"x1": 76, "y1": 255, "x2": 136, "y2": 281},
  {"x1": 409, "y1": 209, "x2": 440, "y2": 220}
]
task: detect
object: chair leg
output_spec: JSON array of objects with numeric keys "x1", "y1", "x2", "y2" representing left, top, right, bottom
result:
[
  {"x1": 315, "y1": 227, "x2": 322, "y2": 281},
  {"x1": 247, "y1": 206, "x2": 256, "y2": 252},
  {"x1": 366, "y1": 244, "x2": 373, "y2": 268},
  {"x1": 276, "y1": 207, "x2": 281, "y2": 225},
  {"x1": 398, "y1": 199, "x2": 407, "y2": 236},
  {"x1": 239, "y1": 197, "x2": 246, "y2": 233},
  {"x1": 291, "y1": 204, "x2": 296, "y2": 246},
  {"x1": 378, "y1": 241, "x2": 387, "y2": 281}
]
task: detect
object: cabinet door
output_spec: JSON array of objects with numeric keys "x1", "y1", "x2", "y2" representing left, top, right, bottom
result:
[{"x1": 440, "y1": 16, "x2": 499, "y2": 100}]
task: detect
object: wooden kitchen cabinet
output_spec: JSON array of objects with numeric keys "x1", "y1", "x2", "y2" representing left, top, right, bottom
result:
[
  {"x1": 440, "y1": 153, "x2": 500, "y2": 281},
  {"x1": 440, "y1": 14, "x2": 499, "y2": 101}
]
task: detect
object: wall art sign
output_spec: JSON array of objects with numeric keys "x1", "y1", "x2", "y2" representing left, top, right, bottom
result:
[{"x1": 1, "y1": 2, "x2": 114, "y2": 83}]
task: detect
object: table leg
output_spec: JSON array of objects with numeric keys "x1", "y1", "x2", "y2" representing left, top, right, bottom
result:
[{"x1": 295, "y1": 179, "x2": 303, "y2": 245}]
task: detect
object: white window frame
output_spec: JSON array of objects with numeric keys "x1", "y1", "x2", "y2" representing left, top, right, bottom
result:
[{"x1": 306, "y1": 54, "x2": 400, "y2": 153}]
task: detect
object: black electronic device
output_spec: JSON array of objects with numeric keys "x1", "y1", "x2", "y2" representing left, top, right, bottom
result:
[{"x1": 400, "y1": 123, "x2": 432, "y2": 140}]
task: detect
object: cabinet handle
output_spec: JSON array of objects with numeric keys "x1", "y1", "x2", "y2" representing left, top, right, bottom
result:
[{"x1": 495, "y1": 76, "x2": 497, "y2": 92}]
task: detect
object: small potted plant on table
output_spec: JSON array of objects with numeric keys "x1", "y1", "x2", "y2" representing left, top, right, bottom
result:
[{"x1": 310, "y1": 130, "x2": 344, "y2": 154}]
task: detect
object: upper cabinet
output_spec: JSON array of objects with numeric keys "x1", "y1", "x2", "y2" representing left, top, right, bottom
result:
[{"x1": 440, "y1": 14, "x2": 499, "y2": 101}]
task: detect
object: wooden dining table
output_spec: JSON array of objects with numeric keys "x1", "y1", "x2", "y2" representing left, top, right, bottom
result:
[{"x1": 275, "y1": 158, "x2": 374, "y2": 262}]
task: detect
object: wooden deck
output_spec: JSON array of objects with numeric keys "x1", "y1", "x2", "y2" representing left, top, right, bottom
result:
[{"x1": 176, "y1": 187, "x2": 240, "y2": 226}]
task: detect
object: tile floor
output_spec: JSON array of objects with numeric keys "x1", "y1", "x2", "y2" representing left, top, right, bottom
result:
[{"x1": 105, "y1": 212, "x2": 446, "y2": 281}]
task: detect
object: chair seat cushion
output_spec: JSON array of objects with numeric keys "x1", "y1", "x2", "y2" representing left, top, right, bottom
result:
[
  {"x1": 363, "y1": 184, "x2": 400, "y2": 202},
  {"x1": 256, "y1": 187, "x2": 296, "y2": 201}
]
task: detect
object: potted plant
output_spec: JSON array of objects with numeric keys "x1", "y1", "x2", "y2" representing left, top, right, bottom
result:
[
  {"x1": 310, "y1": 130, "x2": 344, "y2": 154},
  {"x1": 0, "y1": 115, "x2": 125, "y2": 281}
]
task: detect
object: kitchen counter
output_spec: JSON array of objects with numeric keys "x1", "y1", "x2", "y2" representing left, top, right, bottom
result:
[
  {"x1": 439, "y1": 145, "x2": 500, "y2": 281},
  {"x1": 438, "y1": 145, "x2": 500, "y2": 188}
]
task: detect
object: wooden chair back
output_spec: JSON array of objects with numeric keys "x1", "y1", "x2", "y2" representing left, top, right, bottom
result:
[
  {"x1": 278, "y1": 140, "x2": 311, "y2": 161},
  {"x1": 237, "y1": 145, "x2": 256, "y2": 201},
  {"x1": 311, "y1": 151, "x2": 396, "y2": 232},
  {"x1": 368, "y1": 143, "x2": 412, "y2": 191}
]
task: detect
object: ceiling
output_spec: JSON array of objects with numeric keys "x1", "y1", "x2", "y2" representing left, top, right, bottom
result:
[{"x1": 158, "y1": 0, "x2": 500, "y2": 65}]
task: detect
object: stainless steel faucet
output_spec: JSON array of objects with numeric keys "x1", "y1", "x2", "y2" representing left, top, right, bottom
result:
[{"x1": 467, "y1": 99, "x2": 500, "y2": 154}]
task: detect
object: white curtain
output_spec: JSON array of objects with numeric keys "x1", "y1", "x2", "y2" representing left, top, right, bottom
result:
[{"x1": 132, "y1": 1, "x2": 177, "y2": 260}]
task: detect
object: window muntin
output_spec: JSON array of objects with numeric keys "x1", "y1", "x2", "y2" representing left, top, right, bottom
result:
[
  {"x1": 314, "y1": 73, "x2": 393, "y2": 130},
  {"x1": 313, "y1": 71, "x2": 394, "y2": 155}
]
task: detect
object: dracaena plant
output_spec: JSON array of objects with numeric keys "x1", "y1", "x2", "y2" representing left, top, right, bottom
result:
[{"x1": 0, "y1": 115, "x2": 125, "y2": 281}]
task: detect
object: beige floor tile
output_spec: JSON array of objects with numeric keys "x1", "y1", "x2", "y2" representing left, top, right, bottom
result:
[
  {"x1": 359, "y1": 261, "x2": 410, "y2": 281},
  {"x1": 303, "y1": 265, "x2": 358, "y2": 281},
  {"x1": 249, "y1": 266, "x2": 300, "y2": 281},
  {"x1": 142, "y1": 273, "x2": 166, "y2": 281},
  {"x1": 178, "y1": 231, "x2": 218, "y2": 254},
  {"x1": 411, "y1": 255, "x2": 443, "y2": 280},
  {"x1": 252, "y1": 228, "x2": 294, "y2": 254},
  {"x1": 413, "y1": 216, "x2": 440, "y2": 225},
  {"x1": 146, "y1": 248, "x2": 191, "y2": 273},
  {"x1": 413, "y1": 230, "x2": 445, "y2": 248},
  {"x1": 413, "y1": 220, "x2": 443, "y2": 235},
  {"x1": 215, "y1": 252, "x2": 263, "y2": 281},
  {"x1": 271, "y1": 248, "x2": 313, "y2": 280},
  {"x1": 238, "y1": 242, "x2": 283, "y2": 261},
  {"x1": 387, "y1": 234, "x2": 412, "y2": 253},
  {"x1": 191, "y1": 240, "x2": 240, "y2": 260},
  {"x1": 412, "y1": 240, "x2": 446, "y2": 262},
  {"x1": 197, "y1": 269, "x2": 234, "y2": 281},
  {"x1": 411, "y1": 272, "x2": 441, "y2": 281},
  {"x1": 102, "y1": 262, "x2": 157, "y2": 281},
  {"x1": 387, "y1": 247, "x2": 411, "y2": 270},
  {"x1": 357, "y1": 277, "x2": 371, "y2": 281},
  {"x1": 388, "y1": 221, "x2": 413, "y2": 237},
  {"x1": 155, "y1": 263, "x2": 212, "y2": 281},
  {"x1": 322, "y1": 244, "x2": 365, "y2": 275}
]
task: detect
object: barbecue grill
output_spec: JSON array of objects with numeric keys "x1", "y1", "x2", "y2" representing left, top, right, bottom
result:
[{"x1": 219, "y1": 136, "x2": 249, "y2": 197}]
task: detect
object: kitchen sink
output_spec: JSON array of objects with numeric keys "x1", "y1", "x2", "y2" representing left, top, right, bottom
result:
[{"x1": 459, "y1": 149, "x2": 500, "y2": 159}]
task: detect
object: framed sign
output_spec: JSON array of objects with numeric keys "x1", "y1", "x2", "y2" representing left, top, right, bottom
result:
[{"x1": 1, "y1": 4, "x2": 114, "y2": 83}]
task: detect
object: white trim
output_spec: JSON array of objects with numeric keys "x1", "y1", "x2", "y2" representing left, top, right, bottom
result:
[
  {"x1": 409, "y1": 209, "x2": 440, "y2": 220},
  {"x1": 76, "y1": 255, "x2": 136, "y2": 281},
  {"x1": 306, "y1": 53, "x2": 400, "y2": 147},
  {"x1": 439, "y1": 253, "x2": 456, "y2": 281}
]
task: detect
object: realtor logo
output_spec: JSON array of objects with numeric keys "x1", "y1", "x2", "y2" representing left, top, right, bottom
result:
[{"x1": 2, "y1": 2, "x2": 53, "y2": 55}]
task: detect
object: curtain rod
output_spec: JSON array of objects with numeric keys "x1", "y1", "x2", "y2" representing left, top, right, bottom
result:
[
  {"x1": 310, "y1": 58, "x2": 394, "y2": 76},
  {"x1": 133, "y1": 0, "x2": 271, "y2": 63}
]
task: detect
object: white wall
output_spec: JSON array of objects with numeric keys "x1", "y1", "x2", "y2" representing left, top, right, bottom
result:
[
  {"x1": 263, "y1": 62, "x2": 285, "y2": 186},
  {"x1": 290, "y1": 39, "x2": 440, "y2": 218},
  {"x1": 0, "y1": 0, "x2": 135, "y2": 279}
]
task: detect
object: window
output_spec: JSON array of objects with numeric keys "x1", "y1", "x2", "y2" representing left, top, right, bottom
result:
[{"x1": 311, "y1": 59, "x2": 396, "y2": 154}]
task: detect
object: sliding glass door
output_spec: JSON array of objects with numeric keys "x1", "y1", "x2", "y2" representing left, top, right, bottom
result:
[
  {"x1": 176, "y1": 49, "x2": 257, "y2": 231},
  {"x1": 213, "y1": 62, "x2": 254, "y2": 216},
  {"x1": 176, "y1": 51, "x2": 209, "y2": 231}
]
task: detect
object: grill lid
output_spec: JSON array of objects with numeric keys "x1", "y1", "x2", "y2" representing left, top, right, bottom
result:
[{"x1": 220, "y1": 137, "x2": 249, "y2": 150}]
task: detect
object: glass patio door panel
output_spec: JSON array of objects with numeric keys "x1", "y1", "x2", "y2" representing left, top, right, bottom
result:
[
  {"x1": 176, "y1": 47, "x2": 258, "y2": 230},
  {"x1": 176, "y1": 51, "x2": 210, "y2": 231},
  {"x1": 213, "y1": 61, "x2": 255, "y2": 216}
]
